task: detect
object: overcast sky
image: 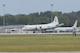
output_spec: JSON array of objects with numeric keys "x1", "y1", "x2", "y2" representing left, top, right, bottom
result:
[{"x1": 0, "y1": 0, "x2": 80, "y2": 15}]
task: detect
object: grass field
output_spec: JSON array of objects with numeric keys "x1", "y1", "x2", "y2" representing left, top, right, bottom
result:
[{"x1": 0, "y1": 34, "x2": 80, "y2": 52}]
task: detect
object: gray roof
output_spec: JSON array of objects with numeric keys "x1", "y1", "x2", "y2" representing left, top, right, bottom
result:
[{"x1": 0, "y1": 25, "x2": 24, "y2": 29}]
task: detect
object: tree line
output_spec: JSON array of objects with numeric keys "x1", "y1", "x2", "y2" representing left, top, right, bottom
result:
[{"x1": 0, "y1": 11, "x2": 80, "y2": 27}]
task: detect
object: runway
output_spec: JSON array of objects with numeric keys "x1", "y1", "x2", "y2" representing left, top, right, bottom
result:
[
  {"x1": 0, "y1": 32, "x2": 80, "y2": 35},
  {"x1": 0, "y1": 52, "x2": 80, "y2": 53}
]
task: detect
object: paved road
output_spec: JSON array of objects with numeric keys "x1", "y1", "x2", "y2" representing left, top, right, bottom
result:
[
  {"x1": 0, "y1": 33, "x2": 76, "y2": 35},
  {"x1": 0, "y1": 32, "x2": 80, "y2": 35},
  {"x1": 0, "y1": 52, "x2": 80, "y2": 53}
]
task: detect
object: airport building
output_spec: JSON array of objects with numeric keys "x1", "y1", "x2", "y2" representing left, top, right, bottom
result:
[{"x1": 0, "y1": 25, "x2": 24, "y2": 33}]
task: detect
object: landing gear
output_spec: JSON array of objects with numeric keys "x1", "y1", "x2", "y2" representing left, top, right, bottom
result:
[
  {"x1": 41, "y1": 30, "x2": 46, "y2": 33},
  {"x1": 33, "y1": 31, "x2": 35, "y2": 33}
]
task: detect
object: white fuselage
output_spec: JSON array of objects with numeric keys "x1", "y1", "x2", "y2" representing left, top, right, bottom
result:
[
  {"x1": 53, "y1": 27, "x2": 76, "y2": 32},
  {"x1": 22, "y1": 23, "x2": 57, "y2": 31}
]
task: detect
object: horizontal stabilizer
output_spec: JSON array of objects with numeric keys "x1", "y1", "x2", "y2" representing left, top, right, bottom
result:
[{"x1": 56, "y1": 23, "x2": 64, "y2": 27}]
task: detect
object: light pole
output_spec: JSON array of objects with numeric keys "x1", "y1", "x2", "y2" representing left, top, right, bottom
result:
[
  {"x1": 51, "y1": 4, "x2": 53, "y2": 22},
  {"x1": 3, "y1": 4, "x2": 6, "y2": 26}
]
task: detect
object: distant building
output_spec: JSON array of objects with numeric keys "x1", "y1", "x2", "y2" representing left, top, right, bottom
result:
[{"x1": 0, "y1": 25, "x2": 24, "y2": 33}]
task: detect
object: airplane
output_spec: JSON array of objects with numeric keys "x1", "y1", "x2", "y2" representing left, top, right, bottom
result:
[
  {"x1": 52, "y1": 20, "x2": 78, "y2": 32},
  {"x1": 22, "y1": 16, "x2": 64, "y2": 33}
]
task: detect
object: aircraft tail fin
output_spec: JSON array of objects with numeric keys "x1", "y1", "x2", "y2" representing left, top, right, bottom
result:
[
  {"x1": 51, "y1": 16, "x2": 59, "y2": 25},
  {"x1": 72, "y1": 20, "x2": 78, "y2": 28}
]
